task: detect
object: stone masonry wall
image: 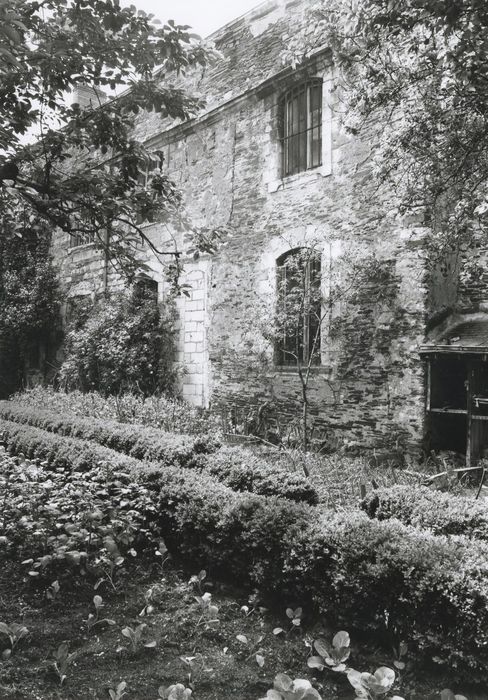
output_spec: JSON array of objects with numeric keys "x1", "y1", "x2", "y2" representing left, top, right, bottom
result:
[{"x1": 51, "y1": 0, "x2": 430, "y2": 452}]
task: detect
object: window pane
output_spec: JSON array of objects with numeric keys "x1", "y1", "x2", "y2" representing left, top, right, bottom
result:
[
  {"x1": 310, "y1": 84, "x2": 322, "y2": 125},
  {"x1": 299, "y1": 129, "x2": 307, "y2": 172},
  {"x1": 311, "y1": 126, "x2": 321, "y2": 168},
  {"x1": 298, "y1": 88, "x2": 307, "y2": 132},
  {"x1": 291, "y1": 133, "x2": 299, "y2": 175},
  {"x1": 308, "y1": 255, "x2": 322, "y2": 363}
]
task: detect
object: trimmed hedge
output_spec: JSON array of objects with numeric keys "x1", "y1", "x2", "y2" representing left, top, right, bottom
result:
[
  {"x1": 0, "y1": 402, "x2": 209, "y2": 467},
  {"x1": 0, "y1": 402, "x2": 318, "y2": 504},
  {"x1": 2, "y1": 418, "x2": 488, "y2": 677},
  {"x1": 361, "y1": 484, "x2": 488, "y2": 541},
  {"x1": 192, "y1": 446, "x2": 319, "y2": 504},
  {"x1": 0, "y1": 418, "x2": 140, "y2": 473},
  {"x1": 152, "y1": 466, "x2": 488, "y2": 679}
]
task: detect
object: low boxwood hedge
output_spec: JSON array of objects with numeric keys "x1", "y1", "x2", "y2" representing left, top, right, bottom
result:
[
  {"x1": 361, "y1": 484, "x2": 488, "y2": 541},
  {"x1": 0, "y1": 403, "x2": 318, "y2": 504},
  {"x1": 192, "y1": 446, "x2": 319, "y2": 504},
  {"x1": 0, "y1": 418, "x2": 139, "y2": 472},
  {"x1": 0, "y1": 402, "x2": 208, "y2": 467},
  {"x1": 152, "y1": 466, "x2": 488, "y2": 679},
  {"x1": 1, "y1": 418, "x2": 488, "y2": 678}
]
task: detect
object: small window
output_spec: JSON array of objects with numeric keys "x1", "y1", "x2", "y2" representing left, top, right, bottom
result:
[
  {"x1": 137, "y1": 152, "x2": 163, "y2": 188},
  {"x1": 134, "y1": 277, "x2": 158, "y2": 302},
  {"x1": 281, "y1": 80, "x2": 322, "y2": 177},
  {"x1": 69, "y1": 226, "x2": 96, "y2": 248},
  {"x1": 275, "y1": 248, "x2": 322, "y2": 366}
]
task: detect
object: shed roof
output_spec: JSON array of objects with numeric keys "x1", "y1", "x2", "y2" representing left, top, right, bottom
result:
[{"x1": 419, "y1": 318, "x2": 488, "y2": 354}]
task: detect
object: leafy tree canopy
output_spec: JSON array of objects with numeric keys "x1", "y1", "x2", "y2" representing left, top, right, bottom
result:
[
  {"x1": 287, "y1": 0, "x2": 488, "y2": 262},
  {"x1": 0, "y1": 0, "x2": 224, "y2": 284}
]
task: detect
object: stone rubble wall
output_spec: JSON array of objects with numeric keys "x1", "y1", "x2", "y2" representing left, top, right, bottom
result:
[{"x1": 51, "y1": 0, "x2": 432, "y2": 452}]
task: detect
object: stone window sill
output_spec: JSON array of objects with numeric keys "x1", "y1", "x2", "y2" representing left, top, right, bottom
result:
[
  {"x1": 67, "y1": 242, "x2": 97, "y2": 254},
  {"x1": 267, "y1": 164, "x2": 332, "y2": 193},
  {"x1": 273, "y1": 364, "x2": 329, "y2": 375}
]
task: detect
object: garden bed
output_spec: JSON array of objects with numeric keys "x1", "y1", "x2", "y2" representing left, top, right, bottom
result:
[{"x1": 2, "y1": 390, "x2": 488, "y2": 695}]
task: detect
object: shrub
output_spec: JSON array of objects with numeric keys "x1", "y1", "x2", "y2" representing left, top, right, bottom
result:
[
  {"x1": 152, "y1": 464, "x2": 488, "y2": 678},
  {"x1": 12, "y1": 386, "x2": 221, "y2": 436},
  {"x1": 195, "y1": 446, "x2": 319, "y2": 504},
  {"x1": 361, "y1": 485, "x2": 488, "y2": 541},
  {"x1": 0, "y1": 418, "x2": 140, "y2": 473},
  {"x1": 0, "y1": 405, "x2": 214, "y2": 468},
  {"x1": 58, "y1": 287, "x2": 177, "y2": 396},
  {"x1": 0, "y1": 225, "x2": 61, "y2": 398},
  {"x1": 282, "y1": 510, "x2": 488, "y2": 677},
  {"x1": 152, "y1": 464, "x2": 312, "y2": 587}
]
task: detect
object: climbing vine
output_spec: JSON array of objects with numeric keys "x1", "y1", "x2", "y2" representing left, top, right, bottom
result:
[{"x1": 59, "y1": 286, "x2": 177, "y2": 396}]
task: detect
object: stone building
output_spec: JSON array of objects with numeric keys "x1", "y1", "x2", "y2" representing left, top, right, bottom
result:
[{"x1": 50, "y1": 0, "x2": 488, "y2": 462}]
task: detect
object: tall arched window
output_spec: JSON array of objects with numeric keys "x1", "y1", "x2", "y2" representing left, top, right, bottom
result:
[
  {"x1": 281, "y1": 80, "x2": 322, "y2": 177},
  {"x1": 275, "y1": 248, "x2": 322, "y2": 366}
]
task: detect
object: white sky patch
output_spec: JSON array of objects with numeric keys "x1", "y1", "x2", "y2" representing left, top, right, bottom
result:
[{"x1": 121, "y1": 0, "x2": 262, "y2": 37}]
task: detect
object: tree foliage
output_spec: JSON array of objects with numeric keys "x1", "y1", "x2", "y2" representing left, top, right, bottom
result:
[
  {"x1": 287, "y1": 0, "x2": 488, "y2": 261},
  {"x1": 0, "y1": 0, "x2": 225, "y2": 283},
  {"x1": 0, "y1": 223, "x2": 60, "y2": 397}
]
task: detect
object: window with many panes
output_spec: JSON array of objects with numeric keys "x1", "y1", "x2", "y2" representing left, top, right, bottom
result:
[
  {"x1": 281, "y1": 80, "x2": 322, "y2": 178},
  {"x1": 275, "y1": 248, "x2": 322, "y2": 366},
  {"x1": 137, "y1": 152, "x2": 163, "y2": 188},
  {"x1": 69, "y1": 228, "x2": 96, "y2": 248}
]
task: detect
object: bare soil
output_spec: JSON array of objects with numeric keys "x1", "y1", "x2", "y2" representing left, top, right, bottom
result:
[{"x1": 0, "y1": 560, "x2": 482, "y2": 700}]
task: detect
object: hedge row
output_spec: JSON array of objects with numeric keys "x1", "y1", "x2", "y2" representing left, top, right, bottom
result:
[
  {"x1": 361, "y1": 484, "x2": 488, "y2": 541},
  {"x1": 2, "y1": 417, "x2": 488, "y2": 678},
  {"x1": 0, "y1": 409, "x2": 318, "y2": 504},
  {"x1": 0, "y1": 418, "x2": 139, "y2": 473},
  {"x1": 0, "y1": 401, "x2": 210, "y2": 467},
  {"x1": 153, "y1": 466, "x2": 488, "y2": 680}
]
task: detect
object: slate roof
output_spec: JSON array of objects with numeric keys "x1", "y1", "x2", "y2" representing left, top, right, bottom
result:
[{"x1": 132, "y1": 0, "x2": 321, "y2": 145}]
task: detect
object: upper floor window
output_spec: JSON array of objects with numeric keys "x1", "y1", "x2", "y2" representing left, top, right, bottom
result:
[
  {"x1": 69, "y1": 227, "x2": 96, "y2": 248},
  {"x1": 137, "y1": 152, "x2": 164, "y2": 188},
  {"x1": 281, "y1": 80, "x2": 322, "y2": 178},
  {"x1": 275, "y1": 248, "x2": 322, "y2": 366}
]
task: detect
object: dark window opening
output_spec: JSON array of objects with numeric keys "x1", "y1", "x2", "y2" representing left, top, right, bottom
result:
[
  {"x1": 69, "y1": 227, "x2": 96, "y2": 248},
  {"x1": 275, "y1": 248, "x2": 322, "y2": 366},
  {"x1": 281, "y1": 80, "x2": 322, "y2": 177},
  {"x1": 134, "y1": 278, "x2": 158, "y2": 303},
  {"x1": 430, "y1": 356, "x2": 467, "y2": 411}
]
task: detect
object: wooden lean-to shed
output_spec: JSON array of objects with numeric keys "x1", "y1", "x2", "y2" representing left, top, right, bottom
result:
[{"x1": 420, "y1": 316, "x2": 488, "y2": 466}]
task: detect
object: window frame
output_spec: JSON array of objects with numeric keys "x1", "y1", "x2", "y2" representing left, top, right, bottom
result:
[
  {"x1": 275, "y1": 247, "x2": 322, "y2": 367},
  {"x1": 68, "y1": 227, "x2": 96, "y2": 249},
  {"x1": 280, "y1": 79, "x2": 323, "y2": 178}
]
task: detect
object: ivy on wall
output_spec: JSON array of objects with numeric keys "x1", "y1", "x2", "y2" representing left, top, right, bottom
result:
[{"x1": 58, "y1": 285, "x2": 177, "y2": 397}]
